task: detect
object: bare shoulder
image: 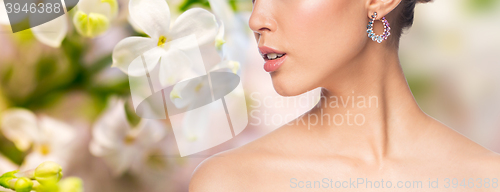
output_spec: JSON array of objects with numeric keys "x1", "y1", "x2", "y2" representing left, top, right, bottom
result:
[
  {"x1": 189, "y1": 127, "x2": 289, "y2": 192},
  {"x1": 429, "y1": 119, "x2": 500, "y2": 174},
  {"x1": 188, "y1": 150, "x2": 242, "y2": 192},
  {"x1": 487, "y1": 152, "x2": 500, "y2": 166},
  {"x1": 475, "y1": 151, "x2": 500, "y2": 175}
]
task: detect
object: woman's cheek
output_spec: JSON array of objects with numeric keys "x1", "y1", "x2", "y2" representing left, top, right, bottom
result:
[{"x1": 288, "y1": 1, "x2": 345, "y2": 47}]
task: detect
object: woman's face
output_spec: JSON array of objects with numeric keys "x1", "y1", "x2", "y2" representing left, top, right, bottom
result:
[{"x1": 249, "y1": 0, "x2": 369, "y2": 96}]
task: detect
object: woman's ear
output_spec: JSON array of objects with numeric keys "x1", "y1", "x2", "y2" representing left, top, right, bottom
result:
[{"x1": 365, "y1": 0, "x2": 402, "y2": 18}]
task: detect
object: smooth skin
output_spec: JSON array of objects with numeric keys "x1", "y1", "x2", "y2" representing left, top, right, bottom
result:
[{"x1": 190, "y1": 0, "x2": 500, "y2": 191}]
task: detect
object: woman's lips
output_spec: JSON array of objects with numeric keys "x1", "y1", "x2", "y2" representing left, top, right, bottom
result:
[
  {"x1": 264, "y1": 55, "x2": 287, "y2": 72},
  {"x1": 259, "y1": 46, "x2": 287, "y2": 73}
]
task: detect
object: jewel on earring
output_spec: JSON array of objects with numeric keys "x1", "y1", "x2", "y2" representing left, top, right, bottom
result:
[{"x1": 366, "y1": 12, "x2": 391, "y2": 43}]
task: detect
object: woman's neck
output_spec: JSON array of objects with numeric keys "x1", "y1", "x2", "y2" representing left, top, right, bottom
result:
[{"x1": 301, "y1": 43, "x2": 434, "y2": 166}]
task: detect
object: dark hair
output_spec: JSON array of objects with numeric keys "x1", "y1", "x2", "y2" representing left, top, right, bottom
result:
[{"x1": 387, "y1": 0, "x2": 433, "y2": 46}]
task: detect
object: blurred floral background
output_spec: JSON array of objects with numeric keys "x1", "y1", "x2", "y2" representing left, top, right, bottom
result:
[{"x1": 0, "y1": 0, "x2": 499, "y2": 191}]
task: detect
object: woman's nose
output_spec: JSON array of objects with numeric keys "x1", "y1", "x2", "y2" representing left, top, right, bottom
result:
[{"x1": 248, "y1": 0, "x2": 277, "y2": 35}]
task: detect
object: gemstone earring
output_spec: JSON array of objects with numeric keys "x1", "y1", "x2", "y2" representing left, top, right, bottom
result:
[{"x1": 366, "y1": 12, "x2": 391, "y2": 43}]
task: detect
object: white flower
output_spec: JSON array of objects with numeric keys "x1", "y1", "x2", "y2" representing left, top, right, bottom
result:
[
  {"x1": 208, "y1": 0, "x2": 251, "y2": 64},
  {"x1": 211, "y1": 59, "x2": 240, "y2": 74},
  {"x1": 112, "y1": 0, "x2": 219, "y2": 81},
  {"x1": 0, "y1": 109, "x2": 37, "y2": 151},
  {"x1": 0, "y1": 109, "x2": 77, "y2": 170},
  {"x1": 127, "y1": 13, "x2": 143, "y2": 34},
  {"x1": 169, "y1": 59, "x2": 241, "y2": 141},
  {"x1": 0, "y1": 0, "x2": 68, "y2": 47},
  {"x1": 0, "y1": 0, "x2": 9, "y2": 25},
  {"x1": 89, "y1": 99, "x2": 167, "y2": 176},
  {"x1": 170, "y1": 60, "x2": 240, "y2": 108},
  {"x1": 31, "y1": 15, "x2": 68, "y2": 48},
  {"x1": 73, "y1": 0, "x2": 118, "y2": 37}
]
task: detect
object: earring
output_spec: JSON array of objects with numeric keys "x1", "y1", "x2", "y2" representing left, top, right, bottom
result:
[{"x1": 366, "y1": 12, "x2": 391, "y2": 43}]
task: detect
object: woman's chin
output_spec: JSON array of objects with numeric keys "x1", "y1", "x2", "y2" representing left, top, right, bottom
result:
[{"x1": 271, "y1": 77, "x2": 310, "y2": 97}]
